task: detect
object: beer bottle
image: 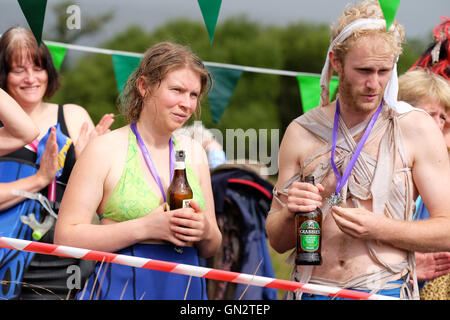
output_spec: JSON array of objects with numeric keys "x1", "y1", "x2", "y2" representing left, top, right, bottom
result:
[
  {"x1": 167, "y1": 150, "x2": 193, "y2": 210},
  {"x1": 295, "y1": 175, "x2": 322, "y2": 265}
]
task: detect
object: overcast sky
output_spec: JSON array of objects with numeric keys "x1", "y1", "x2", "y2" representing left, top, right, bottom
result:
[{"x1": 1, "y1": 0, "x2": 449, "y2": 47}]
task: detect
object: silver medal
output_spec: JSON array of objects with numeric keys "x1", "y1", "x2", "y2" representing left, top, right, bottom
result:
[{"x1": 326, "y1": 193, "x2": 343, "y2": 206}]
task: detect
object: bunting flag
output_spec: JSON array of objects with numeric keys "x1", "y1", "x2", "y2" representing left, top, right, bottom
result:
[
  {"x1": 206, "y1": 65, "x2": 243, "y2": 123},
  {"x1": 297, "y1": 75, "x2": 339, "y2": 113},
  {"x1": 33, "y1": 40, "x2": 336, "y2": 123},
  {"x1": 111, "y1": 54, "x2": 142, "y2": 93},
  {"x1": 17, "y1": 0, "x2": 47, "y2": 46},
  {"x1": 197, "y1": 0, "x2": 222, "y2": 44},
  {"x1": 378, "y1": 0, "x2": 401, "y2": 30},
  {"x1": 46, "y1": 43, "x2": 67, "y2": 71}
]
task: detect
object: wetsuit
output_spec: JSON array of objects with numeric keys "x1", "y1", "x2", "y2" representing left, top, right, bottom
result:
[{"x1": 0, "y1": 105, "x2": 95, "y2": 300}]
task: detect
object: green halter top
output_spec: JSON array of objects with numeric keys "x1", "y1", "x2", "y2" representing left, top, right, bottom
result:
[{"x1": 101, "y1": 128, "x2": 206, "y2": 222}]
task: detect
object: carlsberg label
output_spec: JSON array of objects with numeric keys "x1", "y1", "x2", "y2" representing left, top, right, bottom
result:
[{"x1": 299, "y1": 220, "x2": 320, "y2": 252}]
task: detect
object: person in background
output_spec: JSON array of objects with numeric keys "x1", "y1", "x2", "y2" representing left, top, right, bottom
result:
[
  {"x1": 399, "y1": 69, "x2": 450, "y2": 300},
  {"x1": 410, "y1": 17, "x2": 450, "y2": 155},
  {"x1": 0, "y1": 26, "x2": 114, "y2": 300},
  {"x1": 0, "y1": 26, "x2": 114, "y2": 210},
  {"x1": 400, "y1": 17, "x2": 450, "y2": 300},
  {"x1": 0, "y1": 88, "x2": 39, "y2": 155},
  {"x1": 266, "y1": 0, "x2": 450, "y2": 300},
  {"x1": 175, "y1": 121, "x2": 226, "y2": 169},
  {"x1": 54, "y1": 41, "x2": 222, "y2": 300}
]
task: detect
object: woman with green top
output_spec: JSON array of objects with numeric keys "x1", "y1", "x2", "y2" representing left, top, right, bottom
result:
[{"x1": 54, "y1": 42, "x2": 222, "y2": 300}]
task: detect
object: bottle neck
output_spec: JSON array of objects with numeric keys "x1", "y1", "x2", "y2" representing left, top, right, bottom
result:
[{"x1": 174, "y1": 160, "x2": 186, "y2": 170}]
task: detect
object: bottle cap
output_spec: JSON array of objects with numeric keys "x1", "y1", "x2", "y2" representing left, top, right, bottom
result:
[
  {"x1": 175, "y1": 150, "x2": 185, "y2": 161},
  {"x1": 32, "y1": 230, "x2": 43, "y2": 241}
]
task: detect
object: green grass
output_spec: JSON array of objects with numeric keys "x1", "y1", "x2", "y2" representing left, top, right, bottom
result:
[{"x1": 268, "y1": 241, "x2": 293, "y2": 300}]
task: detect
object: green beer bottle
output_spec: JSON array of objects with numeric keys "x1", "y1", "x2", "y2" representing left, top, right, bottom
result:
[{"x1": 295, "y1": 175, "x2": 322, "y2": 265}]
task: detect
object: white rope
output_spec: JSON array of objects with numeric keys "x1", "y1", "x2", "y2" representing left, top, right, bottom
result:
[{"x1": 43, "y1": 39, "x2": 327, "y2": 78}]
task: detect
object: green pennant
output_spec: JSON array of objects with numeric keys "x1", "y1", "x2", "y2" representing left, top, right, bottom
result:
[
  {"x1": 46, "y1": 43, "x2": 67, "y2": 71},
  {"x1": 206, "y1": 66, "x2": 242, "y2": 123},
  {"x1": 297, "y1": 75, "x2": 339, "y2": 113},
  {"x1": 379, "y1": 0, "x2": 401, "y2": 30},
  {"x1": 111, "y1": 54, "x2": 142, "y2": 93},
  {"x1": 197, "y1": 0, "x2": 222, "y2": 44},
  {"x1": 17, "y1": 0, "x2": 47, "y2": 46}
]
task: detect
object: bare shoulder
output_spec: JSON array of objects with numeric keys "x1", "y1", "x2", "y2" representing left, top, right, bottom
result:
[
  {"x1": 62, "y1": 103, "x2": 91, "y2": 119},
  {"x1": 283, "y1": 118, "x2": 311, "y2": 142},
  {"x1": 281, "y1": 118, "x2": 322, "y2": 161},
  {"x1": 398, "y1": 108, "x2": 432, "y2": 129},
  {"x1": 80, "y1": 126, "x2": 129, "y2": 160},
  {"x1": 398, "y1": 109, "x2": 447, "y2": 164},
  {"x1": 398, "y1": 109, "x2": 443, "y2": 143},
  {"x1": 275, "y1": 119, "x2": 311, "y2": 186},
  {"x1": 60, "y1": 104, "x2": 94, "y2": 139}
]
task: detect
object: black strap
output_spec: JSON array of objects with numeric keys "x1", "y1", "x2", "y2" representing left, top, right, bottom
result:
[{"x1": 57, "y1": 104, "x2": 70, "y2": 136}]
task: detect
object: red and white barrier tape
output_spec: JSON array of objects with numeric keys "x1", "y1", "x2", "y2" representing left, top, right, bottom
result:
[{"x1": 0, "y1": 236, "x2": 399, "y2": 300}]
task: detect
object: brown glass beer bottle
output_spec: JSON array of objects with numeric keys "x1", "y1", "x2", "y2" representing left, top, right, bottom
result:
[
  {"x1": 295, "y1": 175, "x2": 322, "y2": 265},
  {"x1": 167, "y1": 150, "x2": 193, "y2": 210}
]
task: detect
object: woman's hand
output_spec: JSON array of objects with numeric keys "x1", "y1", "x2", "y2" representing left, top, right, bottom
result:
[
  {"x1": 75, "y1": 113, "x2": 115, "y2": 158},
  {"x1": 35, "y1": 127, "x2": 58, "y2": 186},
  {"x1": 169, "y1": 200, "x2": 208, "y2": 244},
  {"x1": 415, "y1": 251, "x2": 450, "y2": 281},
  {"x1": 140, "y1": 200, "x2": 208, "y2": 246}
]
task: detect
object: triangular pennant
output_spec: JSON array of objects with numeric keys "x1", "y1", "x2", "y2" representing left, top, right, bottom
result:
[
  {"x1": 46, "y1": 43, "x2": 67, "y2": 71},
  {"x1": 111, "y1": 54, "x2": 142, "y2": 93},
  {"x1": 197, "y1": 0, "x2": 222, "y2": 44},
  {"x1": 379, "y1": 0, "x2": 401, "y2": 30},
  {"x1": 17, "y1": 0, "x2": 47, "y2": 46},
  {"x1": 206, "y1": 66, "x2": 242, "y2": 123},
  {"x1": 297, "y1": 75, "x2": 339, "y2": 113}
]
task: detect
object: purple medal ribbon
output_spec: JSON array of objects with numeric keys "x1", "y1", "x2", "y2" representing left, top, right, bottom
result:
[
  {"x1": 130, "y1": 123, "x2": 175, "y2": 203},
  {"x1": 328, "y1": 99, "x2": 383, "y2": 206}
]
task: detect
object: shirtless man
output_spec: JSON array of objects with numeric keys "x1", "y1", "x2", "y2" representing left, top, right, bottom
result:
[{"x1": 266, "y1": 0, "x2": 450, "y2": 300}]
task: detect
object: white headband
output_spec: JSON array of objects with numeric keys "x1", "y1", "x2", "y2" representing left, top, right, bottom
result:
[{"x1": 319, "y1": 18, "x2": 413, "y2": 114}]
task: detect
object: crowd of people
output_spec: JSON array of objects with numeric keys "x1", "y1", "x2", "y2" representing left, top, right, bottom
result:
[{"x1": 0, "y1": 0, "x2": 449, "y2": 300}]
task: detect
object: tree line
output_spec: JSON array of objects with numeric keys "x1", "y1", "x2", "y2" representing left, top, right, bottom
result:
[{"x1": 48, "y1": 15, "x2": 427, "y2": 159}]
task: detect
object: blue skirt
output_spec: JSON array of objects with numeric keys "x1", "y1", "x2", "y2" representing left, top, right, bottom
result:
[
  {"x1": 301, "y1": 280, "x2": 404, "y2": 300},
  {"x1": 77, "y1": 244, "x2": 207, "y2": 300}
]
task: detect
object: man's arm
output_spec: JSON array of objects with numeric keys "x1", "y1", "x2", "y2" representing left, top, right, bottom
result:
[{"x1": 266, "y1": 121, "x2": 323, "y2": 253}]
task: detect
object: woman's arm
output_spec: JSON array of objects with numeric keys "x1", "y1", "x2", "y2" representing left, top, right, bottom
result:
[
  {"x1": 0, "y1": 89, "x2": 39, "y2": 156},
  {"x1": 0, "y1": 127, "x2": 58, "y2": 210},
  {"x1": 54, "y1": 130, "x2": 176, "y2": 252},
  {"x1": 54, "y1": 132, "x2": 137, "y2": 252},
  {"x1": 63, "y1": 104, "x2": 114, "y2": 159}
]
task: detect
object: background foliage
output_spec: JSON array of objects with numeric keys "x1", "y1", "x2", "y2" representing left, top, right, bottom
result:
[
  {"x1": 44, "y1": 7, "x2": 427, "y2": 299},
  {"x1": 49, "y1": 16, "x2": 425, "y2": 137}
]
